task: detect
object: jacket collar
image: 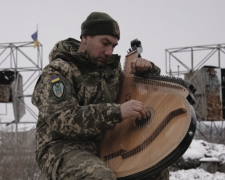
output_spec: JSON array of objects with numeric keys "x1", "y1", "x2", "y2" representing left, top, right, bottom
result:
[{"x1": 49, "y1": 38, "x2": 121, "y2": 76}]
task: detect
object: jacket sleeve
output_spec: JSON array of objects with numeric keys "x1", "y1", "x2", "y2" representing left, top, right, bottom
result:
[
  {"x1": 149, "y1": 62, "x2": 161, "y2": 75},
  {"x1": 32, "y1": 59, "x2": 123, "y2": 139}
]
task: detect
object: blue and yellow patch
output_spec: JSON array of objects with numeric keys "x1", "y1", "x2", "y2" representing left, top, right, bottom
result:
[
  {"x1": 51, "y1": 81, "x2": 65, "y2": 100},
  {"x1": 51, "y1": 75, "x2": 66, "y2": 100},
  {"x1": 51, "y1": 76, "x2": 60, "y2": 83}
]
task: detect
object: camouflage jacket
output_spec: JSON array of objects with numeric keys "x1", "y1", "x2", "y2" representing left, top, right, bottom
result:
[{"x1": 32, "y1": 38, "x2": 161, "y2": 178}]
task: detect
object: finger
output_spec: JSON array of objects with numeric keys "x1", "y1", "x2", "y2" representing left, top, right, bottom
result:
[
  {"x1": 134, "y1": 106, "x2": 147, "y2": 119},
  {"x1": 135, "y1": 58, "x2": 141, "y2": 67},
  {"x1": 132, "y1": 102, "x2": 148, "y2": 119},
  {"x1": 137, "y1": 60, "x2": 146, "y2": 72},
  {"x1": 131, "y1": 58, "x2": 139, "y2": 73},
  {"x1": 134, "y1": 59, "x2": 141, "y2": 73},
  {"x1": 144, "y1": 107, "x2": 150, "y2": 118},
  {"x1": 130, "y1": 99, "x2": 143, "y2": 104},
  {"x1": 133, "y1": 111, "x2": 142, "y2": 120},
  {"x1": 147, "y1": 61, "x2": 152, "y2": 72},
  {"x1": 141, "y1": 61, "x2": 147, "y2": 70},
  {"x1": 130, "y1": 62, "x2": 134, "y2": 74},
  {"x1": 143, "y1": 61, "x2": 150, "y2": 72},
  {"x1": 131, "y1": 100, "x2": 144, "y2": 108},
  {"x1": 141, "y1": 107, "x2": 148, "y2": 119},
  {"x1": 131, "y1": 60, "x2": 137, "y2": 74}
]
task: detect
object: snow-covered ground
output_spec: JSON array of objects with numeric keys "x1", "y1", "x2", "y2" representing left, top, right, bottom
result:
[
  {"x1": 170, "y1": 169, "x2": 225, "y2": 180},
  {"x1": 169, "y1": 139, "x2": 225, "y2": 179},
  {"x1": 183, "y1": 139, "x2": 225, "y2": 162}
]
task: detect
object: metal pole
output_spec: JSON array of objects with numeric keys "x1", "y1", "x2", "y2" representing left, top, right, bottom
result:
[
  {"x1": 165, "y1": 50, "x2": 167, "y2": 74},
  {"x1": 178, "y1": 65, "x2": 180, "y2": 78},
  {"x1": 41, "y1": 44, "x2": 43, "y2": 74},
  {"x1": 10, "y1": 44, "x2": 12, "y2": 68},
  {"x1": 191, "y1": 48, "x2": 193, "y2": 71},
  {"x1": 210, "y1": 121, "x2": 212, "y2": 141},
  {"x1": 15, "y1": 51, "x2": 18, "y2": 143},
  {"x1": 169, "y1": 53, "x2": 172, "y2": 76},
  {"x1": 170, "y1": 53, "x2": 190, "y2": 71},
  {"x1": 23, "y1": 74, "x2": 40, "y2": 92},
  {"x1": 16, "y1": 122, "x2": 18, "y2": 143},
  {"x1": 37, "y1": 44, "x2": 39, "y2": 67},
  {"x1": 218, "y1": 46, "x2": 221, "y2": 68},
  {"x1": 202, "y1": 69, "x2": 204, "y2": 120},
  {"x1": 221, "y1": 119, "x2": 224, "y2": 143}
]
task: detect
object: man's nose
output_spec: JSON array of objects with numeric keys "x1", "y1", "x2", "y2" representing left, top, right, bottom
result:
[{"x1": 105, "y1": 47, "x2": 113, "y2": 56}]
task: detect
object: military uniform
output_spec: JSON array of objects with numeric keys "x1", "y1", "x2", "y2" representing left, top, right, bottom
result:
[
  {"x1": 32, "y1": 38, "x2": 123, "y2": 179},
  {"x1": 32, "y1": 38, "x2": 168, "y2": 180}
]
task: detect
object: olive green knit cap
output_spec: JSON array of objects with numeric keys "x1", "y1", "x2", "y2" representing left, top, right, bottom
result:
[{"x1": 80, "y1": 12, "x2": 120, "y2": 40}]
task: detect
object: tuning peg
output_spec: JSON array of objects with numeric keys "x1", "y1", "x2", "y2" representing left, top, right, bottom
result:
[
  {"x1": 130, "y1": 38, "x2": 143, "y2": 57},
  {"x1": 131, "y1": 38, "x2": 141, "y2": 48}
]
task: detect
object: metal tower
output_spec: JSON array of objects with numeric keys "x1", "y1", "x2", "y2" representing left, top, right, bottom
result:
[
  {"x1": 0, "y1": 41, "x2": 43, "y2": 131},
  {"x1": 165, "y1": 43, "x2": 225, "y2": 143}
]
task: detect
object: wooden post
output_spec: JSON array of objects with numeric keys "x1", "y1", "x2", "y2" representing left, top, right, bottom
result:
[{"x1": 200, "y1": 158, "x2": 221, "y2": 173}]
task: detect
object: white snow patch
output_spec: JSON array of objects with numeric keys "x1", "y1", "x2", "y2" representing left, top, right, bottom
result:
[
  {"x1": 183, "y1": 139, "x2": 225, "y2": 161},
  {"x1": 200, "y1": 157, "x2": 220, "y2": 162},
  {"x1": 183, "y1": 140, "x2": 208, "y2": 160},
  {"x1": 170, "y1": 169, "x2": 225, "y2": 180}
]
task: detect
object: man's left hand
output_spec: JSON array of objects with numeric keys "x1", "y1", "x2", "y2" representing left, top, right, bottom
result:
[{"x1": 130, "y1": 58, "x2": 152, "y2": 74}]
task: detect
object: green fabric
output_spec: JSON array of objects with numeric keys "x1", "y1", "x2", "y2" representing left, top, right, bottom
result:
[
  {"x1": 32, "y1": 38, "x2": 122, "y2": 179},
  {"x1": 54, "y1": 149, "x2": 117, "y2": 180},
  {"x1": 80, "y1": 12, "x2": 120, "y2": 40},
  {"x1": 32, "y1": 38, "x2": 162, "y2": 180}
]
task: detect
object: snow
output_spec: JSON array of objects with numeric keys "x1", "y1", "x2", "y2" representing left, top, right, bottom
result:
[
  {"x1": 169, "y1": 139, "x2": 225, "y2": 179},
  {"x1": 183, "y1": 139, "x2": 225, "y2": 162},
  {"x1": 170, "y1": 169, "x2": 225, "y2": 180},
  {"x1": 200, "y1": 157, "x2": 220, "y2": 162}
]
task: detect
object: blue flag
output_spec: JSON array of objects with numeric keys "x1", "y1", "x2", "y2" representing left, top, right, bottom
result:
[
  {"x1": 31, "y1": 31, "x2": 38, "y2": 41},
  {"x1": 31, "y1": 31, "x2": 38, "y2": 48}
]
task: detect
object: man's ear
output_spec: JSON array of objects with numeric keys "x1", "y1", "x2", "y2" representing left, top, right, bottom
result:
[{"x1": 82, "y1": 35, "x2": 88, "y2": 44}]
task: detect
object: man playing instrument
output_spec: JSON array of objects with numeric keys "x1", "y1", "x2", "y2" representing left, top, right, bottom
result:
[{"x1": 32, "y1": 12, "x2": 169, "y2": 180}]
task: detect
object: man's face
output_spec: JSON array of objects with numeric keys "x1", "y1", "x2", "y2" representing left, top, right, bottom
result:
[{"x1": 83, "y1": 35, "x2": 118, "y2": 66}]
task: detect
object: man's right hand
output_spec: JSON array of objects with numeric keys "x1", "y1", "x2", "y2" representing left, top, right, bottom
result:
[{"x1": 120, "y1": 100, "x2": 149, "y2": 120}]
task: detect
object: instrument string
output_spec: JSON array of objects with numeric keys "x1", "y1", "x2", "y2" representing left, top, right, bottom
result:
[
  {"x1": 138, "y1": 84, "x2": 142, "y2": 164},
  {"x1": 151, "y1": 83, "x2": 155, "y2": 160},
  {"x1": 131, "y1": 116, "x2": 135, "y2": 169},
  {"x1": 102, "y1": 69, "x2": 191, "y2": 176},
  {"x1": 142, "y1": 82, "x2": 146, "y2": 162},
  {"x1": 159, "y1": 84, "x2": 167, "y2": 158}
]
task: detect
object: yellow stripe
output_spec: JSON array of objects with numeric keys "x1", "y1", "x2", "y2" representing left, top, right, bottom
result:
[
  {"x1": 34, "y1": 40, "x2": 39, "y2": 48},
  {"x1": 51, "y1": 78, "x2": 60, "y2": 83}
]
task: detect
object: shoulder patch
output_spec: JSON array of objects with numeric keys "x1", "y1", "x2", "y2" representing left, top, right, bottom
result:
[
  {"x1": 51, "y1": 81, "x2": 66, "y2": 100},
  {"x1": 51, "y1": 75, "x2": 60, "y2": 83}
]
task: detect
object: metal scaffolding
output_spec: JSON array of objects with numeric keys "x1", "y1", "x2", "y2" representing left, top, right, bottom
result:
[
  {"x1": 165, "y1": 43, "x2": 225, "y2": 143},
  {"x1": 165, "y1": 43, "x2": 225, "y2": 76},
  {"x1": 0, "y1": 41, "x2": 43, "y2": 131}
]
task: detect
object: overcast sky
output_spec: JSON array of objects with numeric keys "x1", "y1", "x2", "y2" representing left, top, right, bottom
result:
[{"x1": 1, "y1": 0, "x2": 225, "y2": 131}]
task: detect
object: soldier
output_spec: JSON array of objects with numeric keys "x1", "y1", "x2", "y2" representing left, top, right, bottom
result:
[{"x1": 32, "y1": 12, "x2": 168, "y2": 180}]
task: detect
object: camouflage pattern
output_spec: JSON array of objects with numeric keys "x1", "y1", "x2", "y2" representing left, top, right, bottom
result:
[
  {"x1": 151, "y1": 62, "x2": 161, "y2": 75},
  {"x1": 32, "y1": 38, "x2": 162, "y2": 179},
  {"x1": 53, "y1": 149, "x2": 117, "y2": 180}
]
